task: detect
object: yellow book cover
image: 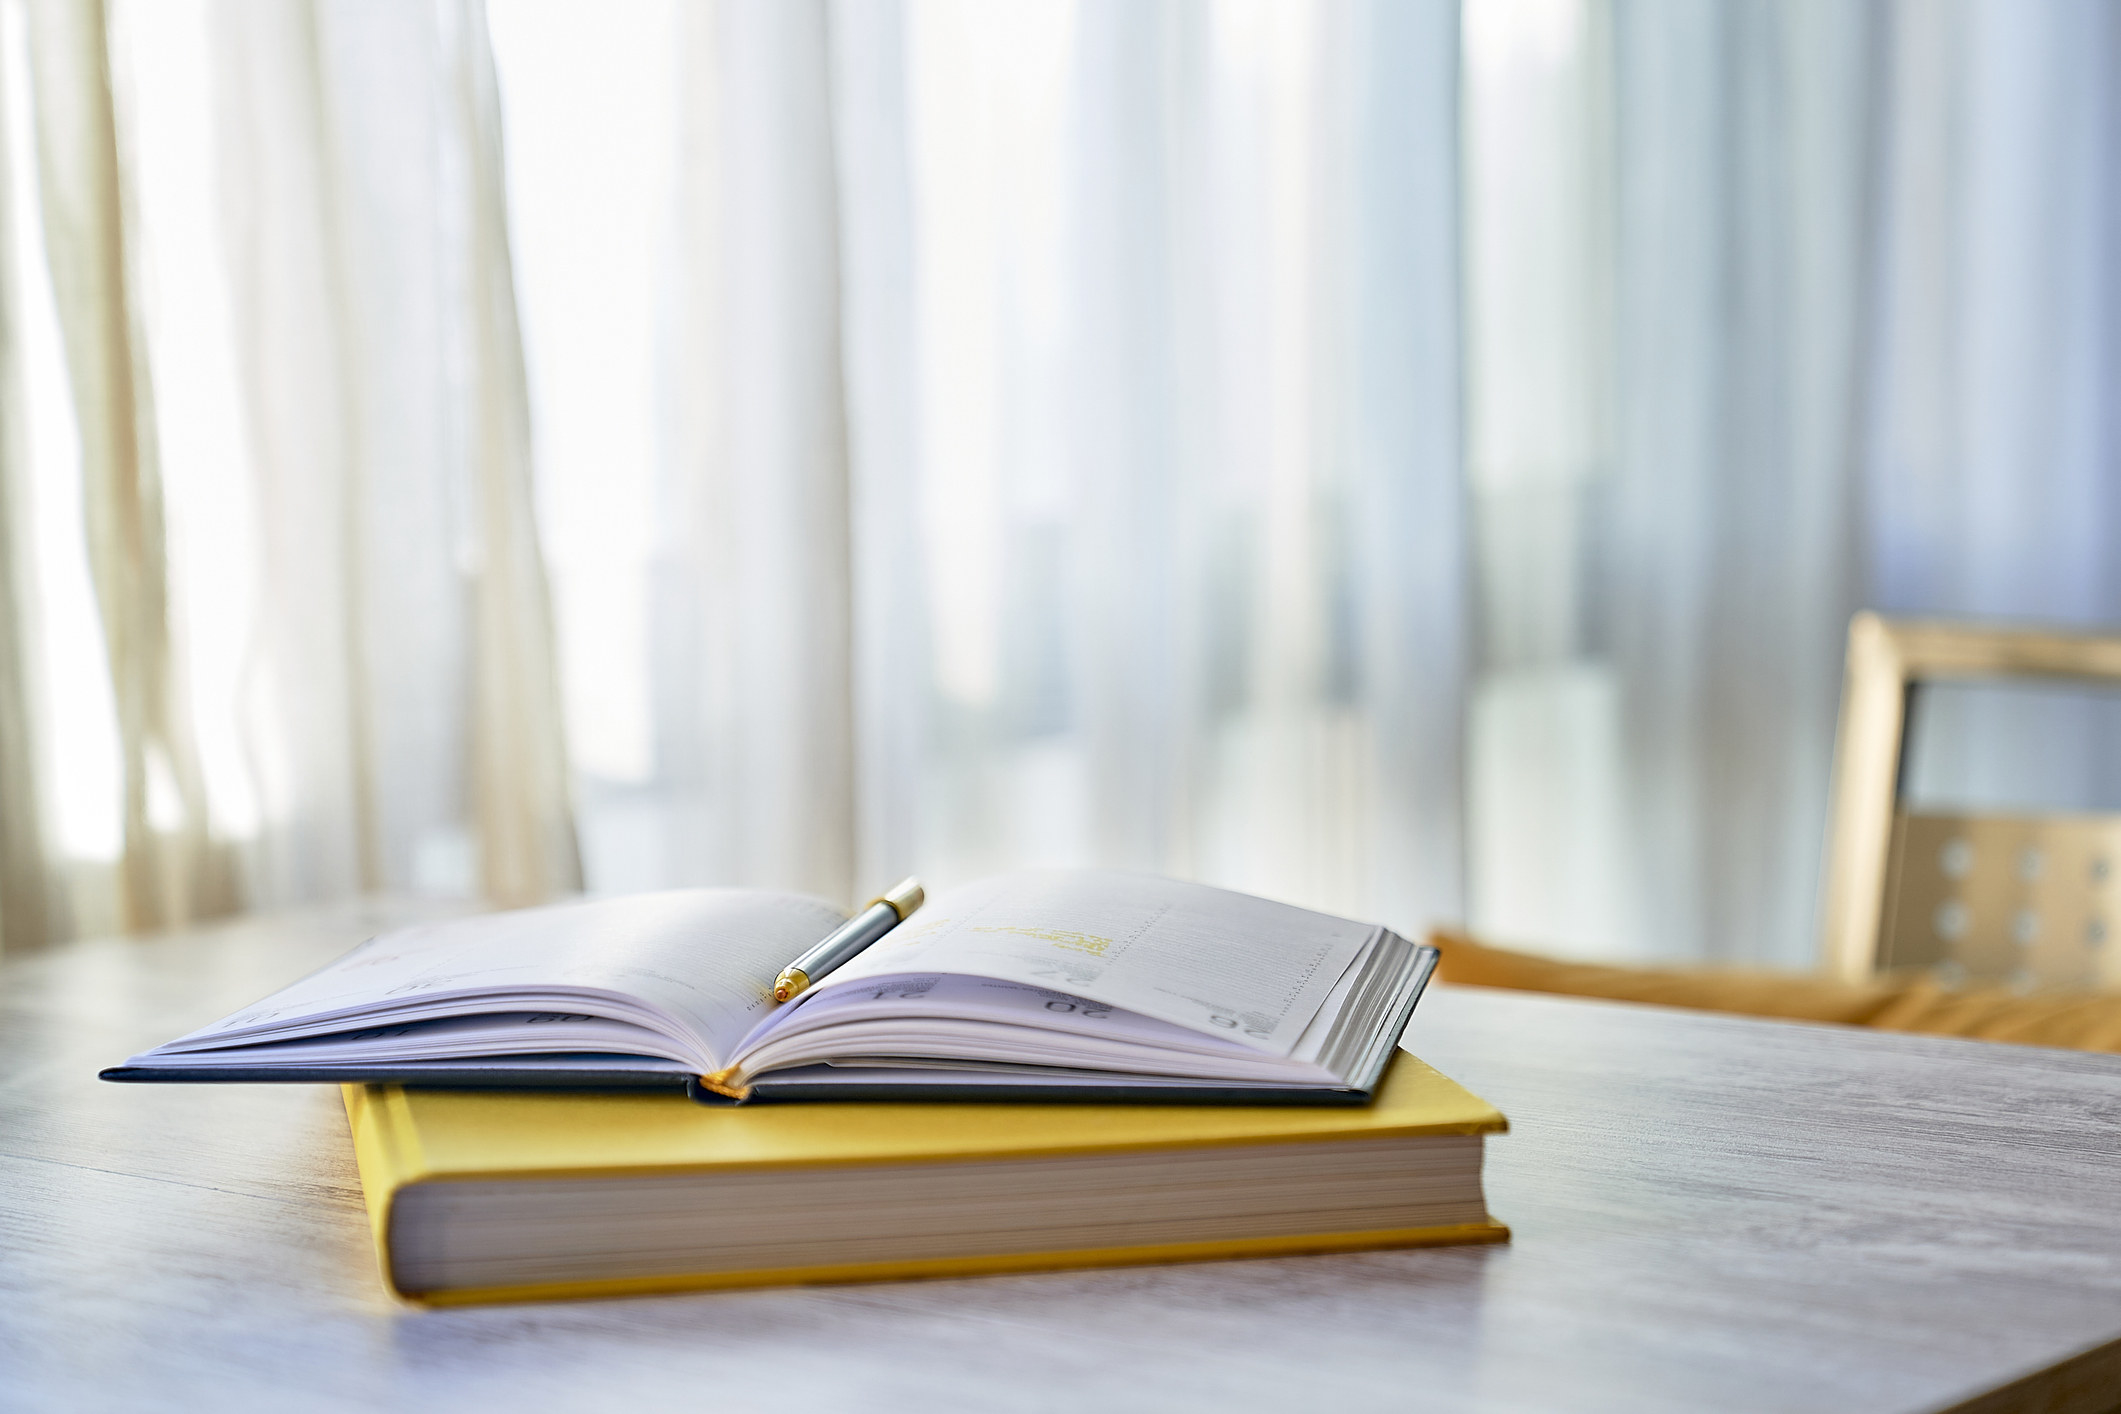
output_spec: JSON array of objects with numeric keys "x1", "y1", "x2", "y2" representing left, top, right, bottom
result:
[{"x1": 343, "y1": 1052, "x2": 1509, "y2": 1306}]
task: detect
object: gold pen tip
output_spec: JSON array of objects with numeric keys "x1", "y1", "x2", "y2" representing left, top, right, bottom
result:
[{"x1": 773, "y1": 969, "x2": 808, "y2": 1003}]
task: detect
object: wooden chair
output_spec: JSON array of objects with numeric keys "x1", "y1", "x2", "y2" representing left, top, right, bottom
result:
[
  {"x1": 1820, "y1": 613, "x2": 2121, "y2": 989},
  {"x1": 1430, "y1": 611, "x2": 2121, "y2": 1054}
]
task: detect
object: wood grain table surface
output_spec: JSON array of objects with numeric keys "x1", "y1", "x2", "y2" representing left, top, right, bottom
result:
[{"x1": 4, "y1": 899, "x2": 2120, "y2": 1414}]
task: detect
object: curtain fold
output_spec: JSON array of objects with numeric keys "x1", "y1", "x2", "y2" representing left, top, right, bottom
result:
[
  {"x1": 27, "y1": 0, "x2": 224, "y2": 933},
  {"x1": 1335, "y1": 0, "x2": 1468, "y2": 933},
  {"x1": 1604, "y1": 0, "x2": 1875, "y2": 963},
  {"x1": 197, "y1": 0, "x2": 577, "y2": 914},
  {"x1": 457, "y1": 0, "x2": 582, "y2": 906},
  {"x1": 1868, "y1": 0, "x2": 2121, "y2": 624},
  {"x1": 1865, "y1": 0, "x2": 2121, "y2": 814},
  {"x1": 660, "y1": 0, "x2": 856, "y2": 905},
  {"x1": 0, "y1": 12, "x2": 53, "y2": 953},
  {"x1": 829, "y1": 0, "x2": 928, "y2": 894}
]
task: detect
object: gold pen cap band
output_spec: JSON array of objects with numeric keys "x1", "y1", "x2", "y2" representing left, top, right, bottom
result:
[
  {"x1": 870, "y1": 877, "x2": 925, "y2": 921},
  {"x1": 772, "y1": 969, "x2": 809, "y2": 1003}
]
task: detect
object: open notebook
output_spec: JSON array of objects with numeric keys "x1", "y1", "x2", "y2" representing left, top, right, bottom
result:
[{"x1": 102, "y1": 870, "x2": 1436, "y2": 1104}]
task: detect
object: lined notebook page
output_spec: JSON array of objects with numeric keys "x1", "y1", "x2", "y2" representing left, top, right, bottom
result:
[
  {"x1": 821, "y1": 870, "x2": 1374, "y2": 1055},
  {"x1": 154, "y1": 891, "x2": 843, "y2": 1068}
]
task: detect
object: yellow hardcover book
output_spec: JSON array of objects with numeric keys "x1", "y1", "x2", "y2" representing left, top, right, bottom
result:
[{"x1": 343, "y1": 1051, "x2": 1509, "y2": 1306}]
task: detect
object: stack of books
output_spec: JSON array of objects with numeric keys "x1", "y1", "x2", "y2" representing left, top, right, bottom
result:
[{"x1": 107, "y1": 870, "x2": 1508, "y2": 1304}]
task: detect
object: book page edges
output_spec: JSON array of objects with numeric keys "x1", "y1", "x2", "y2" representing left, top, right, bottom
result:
[{"x1": 398, "y1": 1221, "x2": 1512, "y2": 1308}]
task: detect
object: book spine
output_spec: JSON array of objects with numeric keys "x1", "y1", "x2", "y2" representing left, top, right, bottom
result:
[{"x1": 340, "y1": 1085, "x2": 427, "y2": 1300}]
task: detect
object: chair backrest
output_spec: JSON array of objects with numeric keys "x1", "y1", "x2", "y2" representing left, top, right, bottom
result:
[{"x1": 1821, "y1": 613, "x2": 2121, "y2": 987}]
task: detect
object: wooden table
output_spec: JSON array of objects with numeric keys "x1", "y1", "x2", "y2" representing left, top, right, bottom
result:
[{"x1": 5, "y1": 901, "x2": 2121, "y2": 1413}]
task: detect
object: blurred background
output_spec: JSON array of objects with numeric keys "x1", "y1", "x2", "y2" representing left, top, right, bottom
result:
[{"x1": 2, "y1": 0, "x2": 2117, "y2": 968}]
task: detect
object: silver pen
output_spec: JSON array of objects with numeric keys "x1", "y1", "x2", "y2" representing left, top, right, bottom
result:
[{"x1": 772, "y1": 877, "x2": 925, "y2": 1002}]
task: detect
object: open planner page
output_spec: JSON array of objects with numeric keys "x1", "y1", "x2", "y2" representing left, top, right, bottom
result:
[
  {"x1": 144, "y1": 891, "x2": 844, "y2": 1071},
  {"x1": 814, "y1": 870, "x2": 1376, "y2": 1055}
]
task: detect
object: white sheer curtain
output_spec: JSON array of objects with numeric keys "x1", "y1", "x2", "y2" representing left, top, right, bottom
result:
[
  {"x1": 0, "y1": 0, "x2": 577, "y2": 953},
  {"x1": 494, "y1": 0, "x2": 1466, "y2": 935},
  {"x1": 1868, "y1": 1, "x2": 2121, "y2": 817},
  {"x1": 1, "y1": 0, "x2": 1463, "y2": 956},
  {"x1": 6, "y1": 0, "x2": 2117, "y2": 971},
  {"x1": 193, "y1": 0, "x2": 578, "y2": 911},
  {"x1": 845, "y1": 0, "x2": 1467, "y2": 928},
  {"x1": 1466, "y1": 0, "x2": 2121, "y2": 966}
]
